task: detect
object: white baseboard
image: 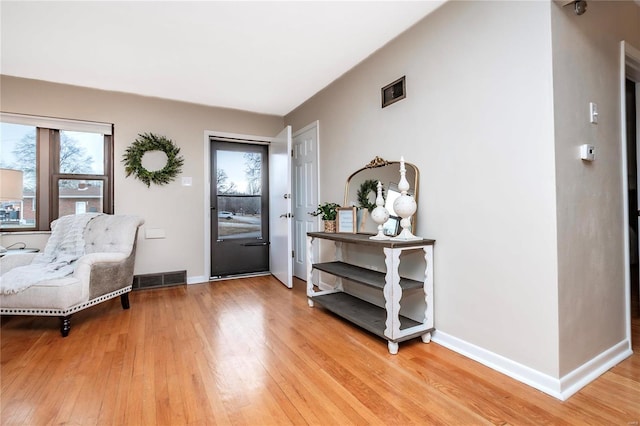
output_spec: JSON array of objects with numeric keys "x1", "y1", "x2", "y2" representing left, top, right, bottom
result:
[
  {"x1": 432, "y1": 330, "x2": 632, "y2": 401},
  {"x1": 558, "y1": 340, "x2": 633, "y2": 400},
  {"x1": 187, "y1": 275, "x2": 208, "y2": 285},
  {"x1": 318, "y1": 279, "x2": 334, "y2": 291}
]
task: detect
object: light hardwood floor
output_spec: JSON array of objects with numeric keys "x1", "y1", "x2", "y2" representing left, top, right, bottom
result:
[{"x1": 1, "y1": 276, "x2": 638, "y2": 425}]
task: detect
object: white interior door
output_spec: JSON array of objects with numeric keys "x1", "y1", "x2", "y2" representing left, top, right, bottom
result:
[
  {"x1": 269, "y1": 126, "x2": 293, "y2": 288},
  {"x1": 292, "y1": 122, "x2": 319, "y2": 279}
]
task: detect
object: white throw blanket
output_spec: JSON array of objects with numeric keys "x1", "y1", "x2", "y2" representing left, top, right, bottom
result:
[{"x1": 0, "y1": 213, "x2": 102, "y2": 294}]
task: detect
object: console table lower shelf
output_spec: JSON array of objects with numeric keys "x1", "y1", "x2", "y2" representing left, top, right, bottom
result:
[{"x1": 311, "y1": 292, "x2": 426, "y2": 343}]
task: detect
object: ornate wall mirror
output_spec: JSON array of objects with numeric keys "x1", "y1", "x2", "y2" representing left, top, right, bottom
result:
[{"x1": 344, "y1": 156, "x2": 419, "y2": 235}]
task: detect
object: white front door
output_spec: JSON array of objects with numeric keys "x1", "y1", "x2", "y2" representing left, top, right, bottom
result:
[
  {"x1": 269, "y1": 126, "x2": 293, "y2": 288},
  {"x1": 292, "y1": 122, "x2": 319, "y2": 279}
]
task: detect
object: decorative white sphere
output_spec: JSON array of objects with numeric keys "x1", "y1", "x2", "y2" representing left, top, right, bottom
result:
[
  {"x1": 371, "y1": 205, "x2": 390, "y2": 225},
  {"x1": 393, "y1": 194, "x2": 416, "y2": 219}
]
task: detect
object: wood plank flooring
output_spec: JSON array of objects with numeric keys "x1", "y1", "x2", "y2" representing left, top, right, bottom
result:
[{"x1": 1, "y1": 276, "x2": 638, "y2": 425}]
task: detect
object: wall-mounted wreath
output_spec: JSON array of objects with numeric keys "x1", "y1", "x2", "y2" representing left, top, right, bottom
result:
[
  {"x1": 123, "y1": 133, "x2": 184, "y2": 187},
  {"x1": 357, "y1": 179, "x2": 384, "y2": 212}
]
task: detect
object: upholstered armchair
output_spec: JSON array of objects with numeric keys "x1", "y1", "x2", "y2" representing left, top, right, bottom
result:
[{"x1": 0, "y1": 214, "x2": 144, "y2": 336}]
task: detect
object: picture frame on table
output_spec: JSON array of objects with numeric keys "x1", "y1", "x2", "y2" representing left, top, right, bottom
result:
[
  {"x1": 337, "y1": 207, "x2": 357, "y2": 233},
  {"x1": 383, "y1": 216, "x2": 401, "y2": 237}
]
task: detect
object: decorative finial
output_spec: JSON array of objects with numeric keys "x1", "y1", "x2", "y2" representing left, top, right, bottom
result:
[
  {"x1": 392, "y1": 156, "x2": 421, "y2": 241},
  {"x1": 370, "y1": 180, "x2": 390, "y2": 240}
]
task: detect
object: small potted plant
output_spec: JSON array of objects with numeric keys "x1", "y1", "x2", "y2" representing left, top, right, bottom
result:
[{"x1": 314, "y1": 202, "x2": 340, "y2": 233}]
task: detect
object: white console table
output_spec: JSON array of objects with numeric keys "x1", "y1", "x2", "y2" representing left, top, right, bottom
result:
[{"x1": 306, "y1": 232, "x2": 435, "y2": 354}]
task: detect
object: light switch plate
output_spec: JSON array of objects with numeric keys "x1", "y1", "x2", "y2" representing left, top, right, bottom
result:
[
  {"x1": 590, "y1": 102, "x2": 598, "y2": 124},
  {"x1": 580, "y1": 144, "x2": 595, "y2": 161}
]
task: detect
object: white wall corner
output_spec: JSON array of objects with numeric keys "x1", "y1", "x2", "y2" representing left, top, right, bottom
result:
[
  {"x1": 432, "y1": 331, "x2": 633, "y2": 401},
  {"x1": 558, "y1": 340, "x2": 633, "y2": 400}
]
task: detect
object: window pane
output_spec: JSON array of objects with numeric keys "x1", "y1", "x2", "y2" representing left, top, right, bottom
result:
[
  {"x1": 216, "y1": 150, "x2": 263, "y2": 239},
  {"x1": 58, "y1": 179, "x2": 104, "y2": 217},
  {"x1": 0, "y1": 122, "x2": 36, "y2": 229},
  {"x1": 60, "y1": 130, "x2": 104, "y2": 175}
]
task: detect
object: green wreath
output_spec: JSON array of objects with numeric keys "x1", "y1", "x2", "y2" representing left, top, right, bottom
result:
[
  {"x1": 123, "y1": 133, "x2": 184, "y2": 187},
  {"x1": 357, "y1": 179, "x2": 383, "y2": 212}
]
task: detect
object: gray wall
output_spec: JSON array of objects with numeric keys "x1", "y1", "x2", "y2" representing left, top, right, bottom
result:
[
  {"x1": 0, "y1": 75, "x2": 284, "y2": 280},
  {"x1": 550, "y1": 0, "x2": 640, "y2": 375},
  {"x1": 285, "y1": 0, "x2": 640, "y2": 383},
  {"x1": 287, "y1": 0, "x2": 560, "y2": 376}
]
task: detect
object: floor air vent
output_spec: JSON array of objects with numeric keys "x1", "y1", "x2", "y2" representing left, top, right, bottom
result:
[{"x1": 133, "y1": 270, "x2": 186, "y2": 290}]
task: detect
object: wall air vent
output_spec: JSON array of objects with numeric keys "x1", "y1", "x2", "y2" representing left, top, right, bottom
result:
[{"x1": 133, "y1": 270, "x2": 186, "y2": 290}]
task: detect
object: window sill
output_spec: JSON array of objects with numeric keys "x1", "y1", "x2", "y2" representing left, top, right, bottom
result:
[{"x1": 0, "y1": 230, "x2": 51, "y2": 236}]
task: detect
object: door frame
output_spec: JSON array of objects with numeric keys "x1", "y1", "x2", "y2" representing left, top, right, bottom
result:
[
  {"x1": 619, "y1": 40, "x2": 640, "y2": 348},
  {"x1": 203, "y1": 130, "x2": 273, "y2": 280},
  {"x1": 292, "y1": 121, "x2": 320, "y2": 279}
]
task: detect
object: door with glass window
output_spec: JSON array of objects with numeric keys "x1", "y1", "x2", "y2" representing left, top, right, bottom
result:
[{"x1": 210, "y1": 140, "x2": 269, "y2": 277}]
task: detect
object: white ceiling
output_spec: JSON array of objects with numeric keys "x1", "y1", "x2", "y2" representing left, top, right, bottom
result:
[{"x1": 0, "y1": 1, "x2": 446, "y2": 116}]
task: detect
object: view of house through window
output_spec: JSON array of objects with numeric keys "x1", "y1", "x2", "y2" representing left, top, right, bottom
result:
[
  {"x1": 0, "y1": 123, "x2": 36, "y2": 229},
  {"x1": 0, "y1": 114, "x2": 113, "y2": 231},
  {"x1": 58, "y1": 179, "x2": 105, "y2": 217}
]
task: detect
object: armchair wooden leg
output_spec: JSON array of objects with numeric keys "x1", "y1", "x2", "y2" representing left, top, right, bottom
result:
[
  {"x1": 120, "y1": 293, "x2": 130, "y2": 310},
  {"x1": 60, "y1": 316, "x2": 71, "y2": 337}
]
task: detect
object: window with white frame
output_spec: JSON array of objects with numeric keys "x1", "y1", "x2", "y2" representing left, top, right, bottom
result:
[{"x1": 0, "y1": 113, "x2": 114, "y2": 231}]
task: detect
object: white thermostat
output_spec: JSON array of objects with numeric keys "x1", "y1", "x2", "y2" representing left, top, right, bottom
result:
[{"x1": 580, "y1": 144, "x2": 595, "y2": 161}]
